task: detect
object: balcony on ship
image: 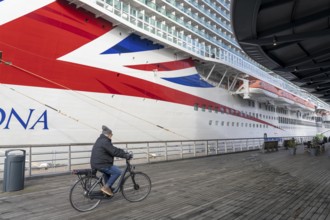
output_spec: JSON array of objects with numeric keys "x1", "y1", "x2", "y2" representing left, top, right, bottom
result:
[{"x1": 69, "y1": 0, "x2": 329, "y2": 112}]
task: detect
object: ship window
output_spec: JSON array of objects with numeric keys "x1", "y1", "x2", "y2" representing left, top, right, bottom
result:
[
  {"x1": 202, "y1": 105, "x2": 206, "y2": 112},
  {"x1": 227, "y1": 122, "x2": 230, "y2": 126},
  {"x1": 232, "y1": 122, "x2": 235, "y2": 126},
  {"x1": 194, "y1": 103, "x2": 198, "y2": 111},
  {"x1": 237, "y1": 122, "x2": 239, "y2": 127},
  {"x1": 209, "y1": 120, "x2": 212, "y2": 125},
  {"x1": 215, "y1": 107, "x2": 218, "y2": 113},
  {"x1": 245, "y1": 123, "x2": 248, "y2": 127},
  {"x1": 249, "y1": 123, "x2": 251, "y2": 127},
  {"x1": 208, "y1": 106, "x2": 212, "y2": 112},
  {"x1": 220, "y1": 107, "x2": 224, "y2": 113},
  {"x1": 221, "y1": 121, "x2": 224, "y2": 126},
  {"x1": 216, "y1": 121, "x2": 219, "y2": 125},
  {"x1": 241, "y1": 122, "x2": 244, "y2": 127}
]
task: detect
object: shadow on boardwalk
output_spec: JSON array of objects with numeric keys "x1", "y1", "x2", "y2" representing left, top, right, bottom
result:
[{"x1": 1, "y1": 144, "x2": 330, "y2": 220}]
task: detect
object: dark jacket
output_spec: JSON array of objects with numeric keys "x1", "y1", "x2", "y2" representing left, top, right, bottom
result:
[{"x1": 90, "y1": 134, "x2": 126, "y2": 170}]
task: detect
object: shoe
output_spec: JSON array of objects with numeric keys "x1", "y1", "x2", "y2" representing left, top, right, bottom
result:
[{"x1": 101, "y1": 186, "x2": 113, "y2": 196}]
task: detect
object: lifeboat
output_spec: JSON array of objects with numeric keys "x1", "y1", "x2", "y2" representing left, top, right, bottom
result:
[
  {"x1": 290, "y1": 96, "x2": 305, "y2": 110},
  {"x1": 305, "y1": 101, "x2": 316, "y2": 112},
  {"x1": 292, "y1": 96, "x2": 315, "y2": 112},
  {"x1": 248, "y1": 80, "x2": 278, "y2": 102},
  {"x1": 275, "y1": 90, "x2": 295, "y2": 107},
  {"x1": 322, "y1": 112, "x2": 330, "y2": 122},
  {"x1": 316, "y1": 106, "x2": 327, "y2": 114}
]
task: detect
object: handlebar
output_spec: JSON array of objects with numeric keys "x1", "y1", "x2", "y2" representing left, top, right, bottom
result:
[{"x1": 125, "y1": 151, "x2": 133, "y2": 160}]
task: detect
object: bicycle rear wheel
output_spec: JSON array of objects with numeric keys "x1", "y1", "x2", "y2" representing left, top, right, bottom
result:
[
  {"x1": 121, "y1": 172, "x2": 151, "y2": 202},
  {"x1": 69, "y1": 176, "x2": 102, "y2": 212}
]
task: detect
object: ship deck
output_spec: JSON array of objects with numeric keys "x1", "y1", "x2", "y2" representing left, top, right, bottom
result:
[{"x1": 1, "y1": 144, "x2": 330, "y2": 220}]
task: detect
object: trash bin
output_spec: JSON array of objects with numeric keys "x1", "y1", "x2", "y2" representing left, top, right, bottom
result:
[{"x1": 3, "y1": 149, "x2": 26, "y2": 192}]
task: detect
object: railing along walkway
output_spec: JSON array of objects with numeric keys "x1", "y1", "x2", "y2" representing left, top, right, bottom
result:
[
  {"x1": 0, "y1": 137, "x2": 312, "y2": 180},
  {"x1": 1, "y1": 144, "x2": 330, "y2": 219},
  {"x1": 0, "y1": 138, "x2": 269, "y2": 180}
]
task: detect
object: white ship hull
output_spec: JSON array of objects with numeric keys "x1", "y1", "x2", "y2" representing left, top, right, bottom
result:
[{"x1": 0, "y1": 0, "x2": 327, "y2": 145}]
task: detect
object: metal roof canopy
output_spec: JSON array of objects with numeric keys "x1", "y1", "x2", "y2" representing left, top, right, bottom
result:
[{"x1": 231, "y1": 0, "x2": 330, "y2": 104}]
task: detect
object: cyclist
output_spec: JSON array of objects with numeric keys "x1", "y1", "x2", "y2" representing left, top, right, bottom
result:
[{"x1": 90, "y1": 125, "x2": 131, "y2": 196}]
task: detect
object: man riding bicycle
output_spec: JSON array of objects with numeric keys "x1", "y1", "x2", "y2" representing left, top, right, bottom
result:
[{"x1": 90, "y1": 125, "x2": 131, "y2": 196}]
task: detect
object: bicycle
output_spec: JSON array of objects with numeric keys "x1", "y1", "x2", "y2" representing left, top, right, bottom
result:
[{"x1": 69, "y1": 153, "x2": 152, "y2": 212}]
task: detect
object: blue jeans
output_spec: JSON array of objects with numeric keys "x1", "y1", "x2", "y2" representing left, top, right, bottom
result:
[{"x1": 100, "y1": 165, "x2": 122, "y2": 188}]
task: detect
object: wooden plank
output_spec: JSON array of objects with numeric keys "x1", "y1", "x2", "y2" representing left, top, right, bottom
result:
[{"x1": 1, "y1": 144, "x2": 330, "y2": 219}]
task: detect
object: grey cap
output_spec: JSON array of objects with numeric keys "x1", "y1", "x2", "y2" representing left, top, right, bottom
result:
[{"x1": 102, "y1": 125, "x2": 112, "y2": 135}]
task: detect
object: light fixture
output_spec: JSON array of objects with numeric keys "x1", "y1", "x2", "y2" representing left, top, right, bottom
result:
[{"x1": 272, "y1": 36, "x2": 277, "y2": 46}]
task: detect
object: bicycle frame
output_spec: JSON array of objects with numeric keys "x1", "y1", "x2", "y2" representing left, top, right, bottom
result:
[
  {"x1": 86, "y1": 176, "x2": 103, "y2": 197},
  {"x1": 84, "y1": 159, "x2": 135, "y2": 198},
  {"x1": 111, "y1": 159, "x2": 134, "y2": 194}
]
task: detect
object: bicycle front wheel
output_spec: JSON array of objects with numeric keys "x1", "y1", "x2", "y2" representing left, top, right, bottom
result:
[
  {"x1": 69, "y1": 176, "x2": 102, "y2": 212},
  {"x1": 121, "y1": 172, "x2": 151, "y2": 202}
]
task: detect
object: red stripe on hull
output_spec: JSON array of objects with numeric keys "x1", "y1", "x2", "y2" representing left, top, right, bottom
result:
[{"x1": 0, "y1": 0, "x2": 278, "y2": 129}]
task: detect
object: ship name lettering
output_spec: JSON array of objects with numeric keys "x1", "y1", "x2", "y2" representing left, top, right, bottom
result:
[{"x1": 0, "y1": 108, "x2": 48, "y2": 130}]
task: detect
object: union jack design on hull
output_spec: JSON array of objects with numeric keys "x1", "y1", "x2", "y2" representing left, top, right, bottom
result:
[{"x1": 0, "y1": 0, "x2": 325, "y2": 145}]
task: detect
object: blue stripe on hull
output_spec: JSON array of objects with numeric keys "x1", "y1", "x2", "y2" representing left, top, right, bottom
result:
[
  {"x1": 162, "y1": 74, "x2": 213, "y2": 88},
  {"x1": 101, "y1": 33, "x2": 164, "y2": 54}
]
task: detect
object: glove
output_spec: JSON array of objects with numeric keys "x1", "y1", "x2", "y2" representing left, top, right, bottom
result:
[{"x1": 124, "y1": 153, "x2": 133, "y2": 160}]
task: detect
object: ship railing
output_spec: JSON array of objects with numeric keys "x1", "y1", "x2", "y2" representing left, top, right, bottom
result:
[
  {"x1": 0, "y1": 137, "x2": 312, "y2": 180},
  {"x1": 79, "y1": 0, "x2": 270, "y2": 81},
  {"x1": 76, "y1": 0, "x2": 327, "y2": 109}
]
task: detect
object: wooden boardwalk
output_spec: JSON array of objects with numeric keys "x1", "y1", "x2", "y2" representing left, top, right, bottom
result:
[{"x1": 1, "y1": 144, "x2": 330, "y2": 220}]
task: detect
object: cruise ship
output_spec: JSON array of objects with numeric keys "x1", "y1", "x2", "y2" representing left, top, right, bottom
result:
[{"x1": 1, "y1": 0, "x2": 330, "y2": 146}]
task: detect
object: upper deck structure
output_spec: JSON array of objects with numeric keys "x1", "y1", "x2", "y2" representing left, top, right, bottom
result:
[
  {"x1": 231, "y1": 0, "x2": 330, "y2": 105},
  {"x1": 72, "y1": 0, "x2": 330, "y2": 110}
]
